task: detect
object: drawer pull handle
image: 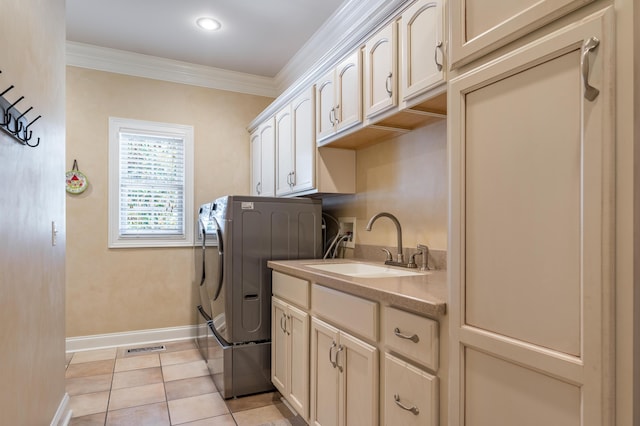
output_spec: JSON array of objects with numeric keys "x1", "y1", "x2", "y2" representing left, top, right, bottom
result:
[
  {"x1": 581, "y1": 36, "x2": 600, "y2": 101},
  {"x1": 394, "y1": 327, "x2": 419, "y2": 343},
  {"x1": 434, "y1": 41, "x2": 443, "y2": 72},
  {"x1": 335, "y1": 345, "x2": 345, "y2": 372},
  {"x1": 394, "y1": 394, "x2": 419, "y2": 415},
  {"x1": 328, "y1": 341, "x2": 337, "y2": 368},
  {"x1": 280, "y1": 314, "x2": 286, "y2": 333}
]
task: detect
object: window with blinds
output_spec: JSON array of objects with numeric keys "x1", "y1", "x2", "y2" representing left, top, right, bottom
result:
[{"x1": 108, "y1": 117, "x2": 194, "y2": 248}]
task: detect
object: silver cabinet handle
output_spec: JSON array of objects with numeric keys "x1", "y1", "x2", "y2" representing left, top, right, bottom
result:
[
  {"x1": 385, "y1": 72, "x2": 393, "y2": 97},
  {"x1": 256, "y1": 182, "x2": 262, "y2": 195},
  {"x1": 394, "y1": 394, "x2": 420, "y2": 415},
  {"x1": 289, "y1": 171, "x2": 295, "y2": 187},
  {"x1": 334, "y1": 104, "x2": 340, "y2": 124},
  {"x1": 434, "y1": 41, "x2": 443, "y2": 72},
  {"x1": 329, "y1": 107, "x2": 335, "y2": 126},
  {"x1": 394, "y1": 327, "x2": 419, "y2": 343},
  {"x1": 328, "y1": 341, "x2": 337, "y2": 368},
  {"x1": 335, "y1": 345, "x2": 345, "y2": 372},
  {"x1": 581, "y1": 37, "x2": 600, "y2": 101},
  {"x1": 280, "y1": 312, "x2": 287, "y2": 334}
]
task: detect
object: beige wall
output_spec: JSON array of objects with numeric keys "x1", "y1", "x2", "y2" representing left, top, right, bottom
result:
[
  {"x1": 66, "y1": 67, "x2": 273, "y2": 337},
  {"x1": 0, "y1": 0, "x2": 66, "y2": 423},
  {"x1": 323, "y1": 120, "x2": 447, "y2": 253}
]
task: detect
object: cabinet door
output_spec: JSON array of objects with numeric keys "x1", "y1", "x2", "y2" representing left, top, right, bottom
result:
[
  {"x1": 258, "y1": 119, "x2": 275, "y2": 197},
  {"x1": 288, "y1": 304, "x2": 310, "y2": 420},
  {"x1": 339, "y1": 332, "x2": 378, "y2": 426},
  {"x1": 316, "y1": 69, "x2": 336, "y2": 144},
  {"x1": 275, "y1": 105, "x2": 293, "y2": 196},
  {"x1": 364, "y1": 22, "x2": 397, "y2": 119},
  {"x1": 291, "y1": 87, "x2": 315, "y2": 194},
  {"x1": 449, "y1": 0, "x2": 596, "y2": 68},
  {"x1": 271, "y1": 297, "x2": 288, "y2": 395},
  {"x1": 250, "y1": 129, "x2": 261, "y2": 196},
  {"x1": 384, "y1": 353, "x2": 438, "y2": 426},
  {"x1": 335, "y1": 51, "x2": 361, "y2": 133},
  {"x1": 310, "y1": 317, "x2": 340, "y2": 426},
  {"x1": 399, "y1": 0, "x2": 444, "y2": 103},
  {"x1": 449, "y1": 9, "x2": 614, "y2": 426}
]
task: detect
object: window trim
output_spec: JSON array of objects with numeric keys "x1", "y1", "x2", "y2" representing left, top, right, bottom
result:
[{"x1": 108, "y1": 117, "x2": 194, "y2": 248}]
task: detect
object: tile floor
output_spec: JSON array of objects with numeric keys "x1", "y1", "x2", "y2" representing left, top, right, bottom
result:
[{"x1": 65, "y1": 340, "x2": 301, "y2": 425}]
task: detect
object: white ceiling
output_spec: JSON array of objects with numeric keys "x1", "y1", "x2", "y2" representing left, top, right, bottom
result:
[{"x1": 65, "y1": 0, "x2": 346, "y2": 78}]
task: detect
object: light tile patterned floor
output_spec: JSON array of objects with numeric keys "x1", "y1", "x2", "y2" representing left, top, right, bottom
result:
[{"x1": 65, "y1": 340, "x2": 300, "y2": 425}]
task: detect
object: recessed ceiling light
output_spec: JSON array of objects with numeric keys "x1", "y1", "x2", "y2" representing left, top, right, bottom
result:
[{"x1": 196, "y1": 17, "x2": 221, "y2": 31}]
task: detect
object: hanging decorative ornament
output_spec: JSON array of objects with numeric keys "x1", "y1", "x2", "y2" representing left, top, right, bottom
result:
[{"x1": 65, "y1": 159, "x2": 88, "y2": 194}]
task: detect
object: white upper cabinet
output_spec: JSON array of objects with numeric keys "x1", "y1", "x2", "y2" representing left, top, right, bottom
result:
[
  {"x1": 290, "y1": 88, "x2": 315, "y2": 194},
  {"x1": 250, "y1": 118, "x2": 275, "y2": 197},
  {"x1": 316, "y1": 68, "x2": 336, "y2": 143},
  {"x1": 398, "y1": 0, "x2": 445, "y2": 105},
  {"x1": 275, "y1": 105, "x2": 293, "y2": 196},
  {"x1": 449, "y1": 0, "x2": 596, "y2": 68},
  {"x1": 315, "y1": 51, "x2": 362, "y2": 145},
  {"x1": 276, "y1": 87, "x2": 316, "y2": 196},
  {"x1": 363, "y1": 21, "x2": 398, "y2": 120}
]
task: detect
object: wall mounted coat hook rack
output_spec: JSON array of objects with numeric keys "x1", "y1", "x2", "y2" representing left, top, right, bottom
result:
[{"x1": 0, "y1": 70, "x2": 42, "y2": 148}]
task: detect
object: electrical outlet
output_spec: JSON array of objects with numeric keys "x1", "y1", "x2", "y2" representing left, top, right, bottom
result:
[{"x1": 338, "y1": 217, "x2": 356, "y2": 249}]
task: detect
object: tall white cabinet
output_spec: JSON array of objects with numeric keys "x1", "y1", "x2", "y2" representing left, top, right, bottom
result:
[{"x1": 448, "y1": 7, "x2": 615, "y2": 426}]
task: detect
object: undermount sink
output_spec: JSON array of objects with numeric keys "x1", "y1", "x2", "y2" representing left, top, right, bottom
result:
[{"x1": 305, "y1": 262, "x2": 425, "y2": 278}]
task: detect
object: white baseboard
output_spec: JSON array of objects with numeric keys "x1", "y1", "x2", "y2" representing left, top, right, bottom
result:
[
  {"x1": 50, "y1": 393, "x2": 71, "y2": 426},
  {"x1": 66, "y1": 325, "x2": 198, "y2": 353}
]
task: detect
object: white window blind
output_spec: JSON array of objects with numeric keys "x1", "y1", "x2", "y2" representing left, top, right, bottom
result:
[
  {"x1": 119, "y1": 132, "x2": 185, "y2": 236},
  {"x1": 109, "y1": 117, "x2": 194, "y2": 248}
]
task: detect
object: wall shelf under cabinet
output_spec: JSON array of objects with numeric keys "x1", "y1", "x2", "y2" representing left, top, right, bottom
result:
[{"x1": 320, "y1": 91, "x2": 447, "y2": 150}]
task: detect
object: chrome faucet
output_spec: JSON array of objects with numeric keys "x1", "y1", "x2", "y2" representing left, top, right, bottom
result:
[{"x1": 365, "y1": 212, "x2": 406, "y2": 265}]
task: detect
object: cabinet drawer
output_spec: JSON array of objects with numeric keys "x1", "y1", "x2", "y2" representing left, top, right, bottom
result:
[
  {"x1": 311, "y1": 284, "x2": 378, "y2": 342},
  {"x1": 384, "y1": 353, "x2": 438, "y2": 426},
  {"x1": 272, "y1": 271, "x2": 310, "y2": 309},
  {"x1": 382, "y1": 306, "x2": 438, "y2": 371}
]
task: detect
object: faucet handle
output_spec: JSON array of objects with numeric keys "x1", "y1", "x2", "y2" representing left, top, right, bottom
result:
[
  {"x1": 380, "y1": 248, "x2": 393, "y2": 262},
  {"x1": 416, "y1": 244, "x2": 430, "y2": 270}
]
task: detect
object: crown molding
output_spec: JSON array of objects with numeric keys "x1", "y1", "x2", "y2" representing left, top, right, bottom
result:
[
  {"x1": 274, "y1": 0, "x2": 406, "y2": 93},
  {"x1": 66, "y1": 41, "x2": 278, "y2": 98},
  {"x1": 251, "y1": 0, "x2": 409, "y2": 130}
]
